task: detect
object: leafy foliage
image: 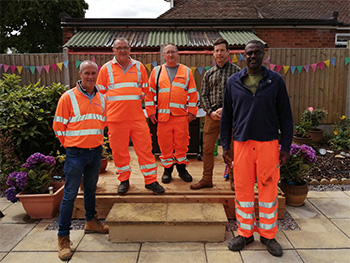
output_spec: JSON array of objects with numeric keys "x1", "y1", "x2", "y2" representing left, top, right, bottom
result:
[
  {"x1": 301, "y1": 107, "x2": 328, "y2": 129},
  {"x1": 293, "y1": 121, "x2": 312, "y2": 138},
  {"x1": 0, "y1": 0, "x2": 88, "y2": 53},
  {"x1": 330, "y1": 115, "x2": 350, "y2": 150}
]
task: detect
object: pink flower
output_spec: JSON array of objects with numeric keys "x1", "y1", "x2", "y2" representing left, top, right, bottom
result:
[{"x1": 307, "y1": 107, "x2": 314, "y2": 112}]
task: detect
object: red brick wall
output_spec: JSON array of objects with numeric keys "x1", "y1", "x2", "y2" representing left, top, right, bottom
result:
[
  {"x1": 62, "y1": 27, "x2": 75, "y2": 45},
  {"x1": 255, "y1": 28, "x2": 336, "y2": 48}
]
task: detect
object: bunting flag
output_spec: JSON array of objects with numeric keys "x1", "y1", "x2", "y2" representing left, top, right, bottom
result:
[
  {"x1": 239, "y1": 53, "x2": 245, "y2": 61},
  {"x1": 17, "y1": 66, "x2": 23, "y2": 74},
  {"x1": 269, "y1": 64, "x2": 276, "y2": 71},
  {"x1": 75, "y1": 60, "x2": 82, "y2": 69},
  {"x1": 263, "y1": 55, "x2": 270, "y2": 64},
  {"x1": 283, "y1": 66, "x2": 289, "y2": 74},
  {"x1": 297, "y1": 66, "x2": 303, "y2": 73},
  {"x1": 324, "y1": 59, "x2": 330, "y2": 68},
  {"x1": 37, "y1": 66, "x2": 43, "y2": 75},
  {"x1": 145, "y1": 63, "x2": 152, "y2": 72},
  {"x1": 57, "y1": 62, "x2": 63, "y2": 71},
  {"x1": 228, "y1": 56, "x2": 232, "y2": 63},
  {"x1": 345, "y1": 57, "x2": 350, "y2": 66},
  {"x1": 304, "y1": 65, "x2": 310, "y2": 73},
  {"x1": 23, "y1": 66, "x2": 30, "y2": 73},
  {"x1": 290, "y1": 66, "x2": 297, "y2": 74},
  {"x1": 0, "y1": 64, "x2": 3, "y2": 70},
  {"x1": 330, "y1": 57, "x2": 336, "y2": 66},
  {"x1": 51, "y1": 64, "x2": 58, "y2": 72},
  {"x1": 276, "y1": 65, "x2": 283, "y2": 73},
  {"x1": 204, "y1": 66, "x2": 211, "y2": 71},
  {"x1": 232, "y1": 54, "x2": 238, "y2": 63},
  {"x1": 91, "y1": 57, "x2": 96, "y2": 63},
  {"x1": 190, "y1": 67, "x2": 196, "y2": 75},
  {"x1": 4, "y1": 65, "x2": 9, "y2": 73},
  {"x1": 63, "y1": 60, "x2": 69, "y2": 68},
  {"x1": 317, "y1": 62, "x2": 324, "y2": 70},
  {"x1": 310, "y1": 63, "x2": 317, "y2": 72},
  {"x1": 197, "y1": 67, "x2": 204, "y2": 75},
  {"x1": 151, "y1": 61, "x2": 158, "y2": 67},
  {"x1": 11, "y1": 66, "x2": 16, "y2": 74},
  {"x1": 43, "y1": 65, "x2": 50, "y2": 73},
  {"x1": 29, "y1": 66, "x2": 36, "y2": 74}
]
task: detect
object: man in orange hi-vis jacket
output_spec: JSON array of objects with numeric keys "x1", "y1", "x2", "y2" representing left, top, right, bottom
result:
[
  {"x1": 53, "y1": 61, "x2": 109, "y2": 261},
  {"x1": 145, "y1": 43, "x2": 199, "y2": 184},
  {"x1": 96, "y1": 38, "x2": 164, "y2": 195}
]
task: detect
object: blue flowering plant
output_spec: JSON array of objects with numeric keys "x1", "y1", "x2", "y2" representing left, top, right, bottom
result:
[
  {"x1": 279, "y1": 144, "x2": 317, "y2": 185},
  {"x1": 5, "y1": 153, "x2": 56, "y2": 203}
]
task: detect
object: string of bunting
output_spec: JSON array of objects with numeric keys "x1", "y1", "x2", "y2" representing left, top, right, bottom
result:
[{"x1": 1, "y1": 55, "x2": 349, "y2": 76}]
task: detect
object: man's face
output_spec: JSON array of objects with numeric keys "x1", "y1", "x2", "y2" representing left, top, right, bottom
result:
[
  {"x1": 113, "y1": 40, "x2": 131, "y2": 63},
  {"x1": 245, "y1": 43, "x2": 265, "y2": 72},
  {"x1": 213, "y1": 43, "x2": 229, "y2": 65},
  {"x1": 79, "y1": 63, "x2": 98, "y2": 91},
  {"x1": 163, "y1": 44, "x2": 178, "y2": 66}
]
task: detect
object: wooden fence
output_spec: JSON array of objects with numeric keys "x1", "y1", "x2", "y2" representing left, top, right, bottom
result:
[{"x1": 0, "y1": 48, "x2": 349, "y2": 123}]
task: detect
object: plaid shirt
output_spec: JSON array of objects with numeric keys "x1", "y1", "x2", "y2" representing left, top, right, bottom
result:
[{"x1": 200, "y1": 61, "x2": 240, "y2": 115}]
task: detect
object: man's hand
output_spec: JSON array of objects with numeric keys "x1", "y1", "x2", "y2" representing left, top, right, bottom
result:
[
  {"x1": 223, "y1": 149, "x2": 233, "y2": 165},
  {"x1": 149, "y1": 114, "x2": 157, "y2": 124},
  {"x1": 279, "y1": 150, "x2": 290, "y2": 167},
  {"x1": 188, "y1": 113, "x2": 196, "y2": 122},
  {"x1": 210, "y1": 108, "x2": 222, "y2": 121}
]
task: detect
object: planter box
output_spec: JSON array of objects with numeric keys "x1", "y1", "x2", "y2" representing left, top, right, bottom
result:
[{"x1": 16, "y1": 182, "x2": 65, "y2": 219}]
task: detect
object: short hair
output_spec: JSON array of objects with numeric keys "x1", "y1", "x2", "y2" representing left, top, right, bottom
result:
[
  {"x1": 79, "y1": 60, "x2": 98, "y2": 73},
  {"x1": 245, "y1": 40, "x2": 265, "y2": 51},
  {"x1": 113, "y1": 37, "x2": 130, "y2": 47},
  {"x1": 213, "y1": 38, "x2": 229, "y2": 50},
  {"x1": 163, "y1": 43, "x2": 178, "y2": 52}
]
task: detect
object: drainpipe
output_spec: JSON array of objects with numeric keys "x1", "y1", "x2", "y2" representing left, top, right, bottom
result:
[{"x1": 63, "y1": 47, "x2": 70, "y2": 88}]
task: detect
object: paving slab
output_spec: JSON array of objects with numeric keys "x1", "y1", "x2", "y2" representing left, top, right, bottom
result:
[
  {"x1": 307, "y1": 191, "x2": 349, "y2": 198},
  {"x1": 344, "y1": 191, "x2": 350, "y2": 197},
  {"x1": 207, "y1": 249, "x2": 243, "y2": 263},
  {"x1": 0, "y1": 202, "x2": 11, "y2": 212},
  {"x1": 204, "y1": 230, "x2": 233, "y2": 250},
  {"x1": 12, "y1": 222, "x2": 84, "y2": 252},
  {"x1": 331, "y1": 219, "x2": 350, "y2": 237},
  {"x1": 0, "y1": 202, "x2": 39, "y2": 224},
  {"x1": 308, "y1": 196, "x2": 350, "y2": 218},
  {"x1": 69, "y1": 252, "x2": 138, "y2": 263},
  {"x1": 298, "y1": 248, "x2": 350, "y2": 263},
  {"x1": 1, "y1": 252, "x2": 62, "y2": 263},
  {"x1": 284, "y1": 219, "x2": 350, "y2": 249},
  {"x1": 0, "y1": 253, "x2": 6, "y2": 261},
  {"x1": 241, "y1": 250, "x2": 303, "y2": 263},
  {"x1": 286, "y1": 200, "x2": 326, "y2": 219},
  {"x1": 0, "y1": 223, "x2": 36, "y2": 252},
  {"x1": 77, "y1": 233, "x2": 140, "y2": 252}
]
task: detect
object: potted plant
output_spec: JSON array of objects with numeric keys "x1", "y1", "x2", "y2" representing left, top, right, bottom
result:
[
  {"x1": 301, "y1": 107, "x2": 328, "y2": 144},
  {"x1": 279, "y1": 144, "x2": 317, "y2": 206},
  {"x1": 5, "y1": 152, "x2": 64, "y2": 219},
  {"x1": 330, "y1": 114, "x2": 350, "y2": 151},
  {"x1": 100, "y1": 136, "x2": 113, "y2": 173},
  {"x1": 293, "y1": 121, "x2": 313, "y2": 145}
]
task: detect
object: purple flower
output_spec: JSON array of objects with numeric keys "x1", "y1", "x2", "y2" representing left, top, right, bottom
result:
[
  {"x1": 5, "y1": 187, "x2": 19, "y2": 203},
  {"x1": 300, "y1": 144, "x2": 317, "y2": 163},
  {"x1": 290, "y1": 144, "x2": 301, "y2": 155},
  {"x1": 6, "y1": 171, "x2": 28, "y2": 190},
  {"x1": 44, "y1": 156, "x2": 56, "y2": 166}
]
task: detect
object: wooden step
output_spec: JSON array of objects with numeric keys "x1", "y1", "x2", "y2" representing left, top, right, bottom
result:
[{"x1": 105, "y1": 203, "x2": 227, "y2": 242}]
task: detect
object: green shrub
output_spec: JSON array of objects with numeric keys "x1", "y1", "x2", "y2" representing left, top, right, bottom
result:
[
  {"x1": 0, "y1": 74, "x2": 67, "y2": 167},
  {"x1": 329, "y1": 114, "x2": 350, "y2": 150}
]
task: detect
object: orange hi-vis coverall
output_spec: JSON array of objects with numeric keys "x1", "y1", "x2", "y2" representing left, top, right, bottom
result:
[
  {"x1": 53, "y1": 84, "x2": 107, "y2": 148},
  {"x1": 145, "y1": 64, "x2": 199, "y2": 168},
  {"x1": 96, "y1": 57, "x2": 157, "y2": 185},
  {"x1": 234, "y1": 140, "x2": 280, "y2": 239}
]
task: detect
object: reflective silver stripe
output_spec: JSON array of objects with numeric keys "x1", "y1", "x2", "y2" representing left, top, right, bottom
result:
[
  {"x1": 142, "y1": 83, "x2": 148, "y2": 88},
  {"x1": 259, "y1": 209, "x2": 278, "y2": 220},
  {"x1": 69, "y1": 114, "x2": 105, "y2": 123},
  {"x1": 159, "y1": 88, "x2": 170, "y2": 93},
  {"x1": 161, "y1": 158, "x2": 174, "y2": 166},
  {"x1": 259, "y1": 197, "x2": 278, "y2": 209},
  {"x1": 185, "y1": 67, "x2": 190, "y2": 87},
  {"x1": 237, "y1": 220, "x2": 255, "y2": 230},
  {"x1": 65, "y1": 129, "x2": 103, "y2": 137},
  {"x1": 236, "y1": 200, "x2": 255, "y2": 208},
  {"x1": 108, "y1": 82, "x2": 140, "y2": 90},
  {"x1": 99, "y1": 94, "x2": 106, "y2": 114},
  {"x1": 188, "y1": 102, "x2": 197, "y2": 107},
  {"x1": 145, "y1": 101, "x2": 155, "y2": 106},
  {"x1": 172, "y1": 81, "x2": 187, "y2": 90},
  {"x1": 97, "y1": 84, "x2": 107, "y2": 91},
  {"x1": 106, "y1": 62, "x2": 115, "y2": 85},
  {"x1": 140, "y1": 163, "x2": 157, "y2": 170},
  {"x1": 136, "y1": 61, "x2": 141, "y2": 83},
  {"x1": 236, "y1": 208, "x2": 254, "y2": 219},
  {"x1": 175, "y1": 156, "x2": 188, "y2": 162},
  {"x1": 169, "y1": 102, "x2": 186, "y2": 109},
  {"x1": 54, "y1": 116, "x2": 68, "y2": 124},
  {"x1": 117, "y1": 165, "x2": 131, "y2": 172},
  {"x1": 67, "y1": 90, "x2": 80, "y2": 116},
  {"x1": 149, "y1": 87, "x2": 157, "y2": 93},
  {"x1": 143, "y1": 170, "x2": 157, "y2": 176},
  {"x1": 107, "y1": 95, "x2": 142, "y2": 101},
  {"x1": 158, "y1": 109, "x2": 171, "y2": 114},
  {"x1": 187, "y1": 88, "x2": 197, "y2": 94},
  {"x1": 259, "y1": 221, "x2": 277, "y2": 230},
  {"x1": 154, "y1": 66, "x2": 161, "y2": 82}
]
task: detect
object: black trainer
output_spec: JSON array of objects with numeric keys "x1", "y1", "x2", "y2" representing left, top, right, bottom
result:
[
  {"x1": 176, "y1": 163, "x2": 192, "y2": 182},
  {"x1": 161, "y1": 165, "x2": 173, "y2": 184},
  {"x1": 260, "y1": 236, "x2": 283, "y2": 257},
  {"x1": 145, "y1": 181, "x2": 165, "y2": 194},
  {"x1": 228, "y1": 235, "x2": 254, "y2": 251},
  {"x1": 117, "y1": 180, "x2": 129, "y2": 194}
]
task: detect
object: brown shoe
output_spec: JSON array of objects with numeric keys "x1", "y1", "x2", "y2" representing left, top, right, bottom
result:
[
  {"x1": 85, "y1": 215, "x2": 109, "y2": 234},
  {"x1": 190, "y1": 179, "x2": 213, "y2": 190},
  {"x1": 58, "y1": 235, "x2": 73, "y2": 261}
]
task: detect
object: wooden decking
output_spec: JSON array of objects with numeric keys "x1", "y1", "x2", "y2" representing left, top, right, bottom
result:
[{"x1": 72, "y1": 147, "x2": 285, "y2": 219}]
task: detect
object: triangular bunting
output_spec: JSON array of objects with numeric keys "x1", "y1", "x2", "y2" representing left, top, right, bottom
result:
[
  {"x1": 239, "y1": 53, "x2": 245, "y2": 61},
  {"x1": 43, "y1": 65, "x2": 50, "y2": 73},
  {"x1": 290, "y1": 66, "x2": 297, "y2": 74},
  {"x1": 24, "y1": 66, "x2": 30, "y2": 73},
  {"x1": 51, "y1": 64, "x2": 58, "y2": 72},
  {"x1": 211, "y1": 59, "x2": 216, "y2": 67},
  {"x1": 145, "y1": 63, "x2": 152, "y2": 72},
  {"x1": 232, "y1": 54, "x2": 238, "y2": 63},
  {"x1": 317, "y1": 62, "x2": 324, "y2": 70},
  {"x1": 324, "y1": 59, "x2": 330, "y2": 68},
  {"x1": 204, "y1": 66, "x2": 211, "y2": 71},
  {"x1": 269, "y1": 64, "x2": 276, "y2": 71},
  {"x1": 16, "y1": 66, "x2": 23, "y2": 74},
  {"x1": 37, "y1": 66, "x2": 43, "y2": 75},
  {"x1": 197, "y1": 67, "x2": 204, "y2": 75},
  {"x1": 297, "y1": 66, "x2": 303, "y2": 73},
  {"x1": 330, "y1": 57, "x2": 336, "y2": 66},
  {"x1": 11, "y1": 66, "x2": 16, "y2": 74},
  {"x1": 304, "y1": 65, "x2": 310, "y2": 73},
  {"x1": 190, "y1": 67, "x2": 196, "y2": 74},
  {"x1": 263, "y1": 55, "x2": 270, "y2": 64},
  {"x1": 283, "y1": 66, "x2": 289, "y2": 74},
  {"x1": 276, "y1": 65, "x2": 283, "y2": 73},
  {"x1": 63, "y1": 60, "x2": 69, "y2": 68},
  {"x1": 75, "y1": 60, "x2": 82, "y2": 69},
  {"x1": 3, "y1": 64, "x2": 10, "y2": 72},
  {"x1": 57, "y1": 62, "x2": 63, "y2": 71},
  {"x1": 151, "y1": 61, "x2": 158, "y2": 67},
  {"x1": 228, "y1": 56, "x2": 232, "y2": 63},
  {"x1": 310, "y1": 63, "x2": 317, "y2": 71},
  {"x1": 91, "y1": 57, "x2": 96, "y2": 63},
  {"x1": 0, "y1": 64, "x2": 3, "y2": 70},
  {"x1": 345, "y1": 57, "x2": 350, "y2": 66},
  {"x1": 29, "y1": 66, "x2": 36, "y2": 74}
]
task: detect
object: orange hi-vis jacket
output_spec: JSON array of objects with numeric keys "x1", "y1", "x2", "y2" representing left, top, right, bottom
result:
[
  {"x1": 96, "y1": 57, "x2": 149, "y2": 122},
  {"x1": 145, "y1": 64, "x2": 199, "y2": 122},
  {"x1": 53, "y1": 84, "x2": 107, "y2": 148}
]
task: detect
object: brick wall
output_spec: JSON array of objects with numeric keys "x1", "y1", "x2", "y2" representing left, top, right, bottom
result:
[
  {"x1": 62, "y1": 27, "x2": 75, "y2": 45},
  {"x1": 255, "y1": 28, "x2": 336, "y2": 48}
]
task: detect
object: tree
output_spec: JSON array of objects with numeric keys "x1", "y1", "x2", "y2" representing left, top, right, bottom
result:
[{"x1": 0, "y1": 0, "x2": 88, "y2": 53}]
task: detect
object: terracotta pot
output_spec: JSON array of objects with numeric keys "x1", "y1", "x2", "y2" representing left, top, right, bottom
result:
[
  {"x1": 100, "y1": 157, "x2": 108, "y2": 173},
  {"x1": 292, "y1": 135, "x2": 312, "y2": 146},
  {"x1": 307, "y1": 128, "x2": 323, "y2": 145},
  {"x1": 280, "y1": 180, "x2": 308, "y2": 207},
  {"x1": 16, "y1": 182, "x2": 65, "y2": 219}
]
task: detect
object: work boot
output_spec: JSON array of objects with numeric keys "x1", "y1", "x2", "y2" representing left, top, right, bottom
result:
[
  {"x1": 228, "y1": 235, "x2": 254, "y2": 251},
  {"x1": 58, "y1": 235, "x2": 73, "y2": 261},
  {"x1": 260, "y1": 236, "x2": 283, "y2": 257},
  {"x1": 176, "y1": 163, "x2": 193, "y2": 182},
  {"x1": 161, "y1": 165, "x2": 174, "y2": 184},
  {"x1": 118, "y1": 180, "x2": 129, "y2": 194},
  {"x1": 85, "y1": 215, "x2": 109, "y2": 234},
  {"x1": 145, "y1": 181, "x2": 165, "y2": 194},
  {"x1": 190, "y1": 179, "x2": 213, "y2": 190}
]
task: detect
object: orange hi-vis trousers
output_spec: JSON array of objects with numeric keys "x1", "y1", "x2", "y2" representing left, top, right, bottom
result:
[
  {"x1": 157, "y1": 115, "x2": 189, "y2": 168},
  {"x1": 108, "y1": 120, "x2": 157, "y2": 185},
  {"x1": 234, "y1": 140, "x2": 280, "y2": 239}
]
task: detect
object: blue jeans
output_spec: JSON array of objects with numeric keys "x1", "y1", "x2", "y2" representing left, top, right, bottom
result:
[{"x1": 58, "y1": 146, "x2": 102, "y2": 237}]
